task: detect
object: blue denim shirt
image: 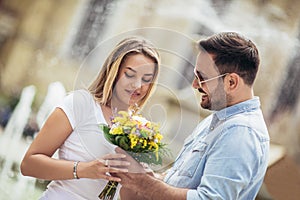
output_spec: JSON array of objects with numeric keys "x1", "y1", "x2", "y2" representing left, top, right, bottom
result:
[{"x1": 164, "y1": 97, "x2": 270, "y2": 200}]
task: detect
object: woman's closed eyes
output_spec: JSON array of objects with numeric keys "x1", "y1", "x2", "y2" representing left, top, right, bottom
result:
[{"x1": 124, "y1": 71, "x2": 153, "y2": 83}]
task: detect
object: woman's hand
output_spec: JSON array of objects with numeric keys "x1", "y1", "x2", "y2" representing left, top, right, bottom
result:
[{"x1": 77, "y1": 153, "x2": 130, "y2": 182}]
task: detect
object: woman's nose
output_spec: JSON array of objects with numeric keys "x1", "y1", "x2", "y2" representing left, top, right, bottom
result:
[{"x1": 131, "y1": 79, "x2": 142, "y2": 89}]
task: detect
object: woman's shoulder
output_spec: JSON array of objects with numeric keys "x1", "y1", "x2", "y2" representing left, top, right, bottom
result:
[
  {"x1": 67, "y1": 89, "x2": 94, "y2": 102},
  {"x1": 68, "y1": 89, "x2": 91, "y2": 96},
  {"x1": 61, "y1": 89, "x2": 95, "y2": 112}
]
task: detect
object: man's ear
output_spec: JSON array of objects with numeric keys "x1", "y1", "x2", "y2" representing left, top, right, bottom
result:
[{"x1": 225, "y1": 73, "x2": 239, "y2": 91}]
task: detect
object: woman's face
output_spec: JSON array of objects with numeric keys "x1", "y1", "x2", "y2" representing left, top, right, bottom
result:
[{"x1": 112, "y1": 53, "x2": 156, "y2": 109}]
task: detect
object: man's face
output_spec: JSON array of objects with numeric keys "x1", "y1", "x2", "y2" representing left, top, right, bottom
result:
[{"x1": 192, "y1": 52, "x2": 228, "y2": 111}]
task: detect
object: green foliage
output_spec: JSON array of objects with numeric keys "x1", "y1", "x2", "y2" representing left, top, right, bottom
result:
[{"x1": 99, "y1": 123, "x2": 169, "y2": 166}]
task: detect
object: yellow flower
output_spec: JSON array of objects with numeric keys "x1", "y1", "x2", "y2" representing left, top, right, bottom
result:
[
  {"x1": 145, "y1": 122, "x2": 151, "y2": 129},
  {"x1": 118, "y1": 111, "x2": 129, "y2": 117},
  {"x1": 154, "y1": 133, "x2": 163, "y2": 142},
  {"x1": 129, "y1": 133, "x2": 138, "y2": 149},
  {"x1": 143, "y1": 139, "x2": 147, "y2": 148},
  {"x1": 124, "y1": 121, "x2": 136, "y2": 127},
  {"x1": 111, "y1": 127, "x2": 123, "y2": 135},
  {"x1": 130, "y1": 139, "x2": 138, "y2": 149},
  {"x1": 113, "y1": 117, "x2": 127, "y2": 125},
  {"x1": 149, "y1": 141, "x2": 158, "y2": 151}
]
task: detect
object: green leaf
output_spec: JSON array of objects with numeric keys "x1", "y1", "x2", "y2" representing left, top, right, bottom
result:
[
  {"x1": 140, "y1": 131, "x2": 148, "y2": 138},
  {"x1": 99, "y1": 123, "x2": 110, "y2": 134},
  {"x1": 103, "y1": 133, "x2": 116, "y2": 145},
  {"x1": 100, "y1": 124, "x2": 116, "y2": 145},
  {"x1": 119, "y1": 136, "x2": 129, "y2": 150},
  {"x1": 134, "y1": 142, "x2": 142, "y2": 150},
  {"x1": 115, "y1": 136, "x2": 123, "y2": 144}
]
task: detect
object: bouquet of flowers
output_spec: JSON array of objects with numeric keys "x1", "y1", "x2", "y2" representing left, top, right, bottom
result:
[{"x1": 98, "y1": 109, "x2": 167, "y2": 200}]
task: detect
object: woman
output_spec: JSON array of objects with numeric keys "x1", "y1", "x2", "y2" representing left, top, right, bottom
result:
[{"x1": 21, "y1": 36, "x2": 160, "y2": 199}]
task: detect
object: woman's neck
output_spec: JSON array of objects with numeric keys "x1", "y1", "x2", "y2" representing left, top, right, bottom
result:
[
  {"x1": 100, "y1": 104, "x2": 113, "y2": 126},
  {"x1": 110, "y1": 98, "x2": 129, "y2": 112}
]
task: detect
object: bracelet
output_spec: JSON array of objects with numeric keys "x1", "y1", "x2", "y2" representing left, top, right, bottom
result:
[{"x1": 73, "y1": 161, "x2": 80, "y2": 179}]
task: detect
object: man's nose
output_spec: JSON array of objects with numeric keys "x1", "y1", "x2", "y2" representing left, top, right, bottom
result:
[{"x1": 192, "y1": 78, "x2": 200, "y2": 89}]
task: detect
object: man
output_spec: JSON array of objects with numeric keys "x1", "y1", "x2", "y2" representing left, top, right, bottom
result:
[{"x1": 117, "y1": 32, "x2": 270, "y2": 200}]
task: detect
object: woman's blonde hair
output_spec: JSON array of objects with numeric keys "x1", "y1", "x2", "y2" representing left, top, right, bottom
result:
[{"x1": 88, "y1": 36, "x2": 160, "y2": 108}]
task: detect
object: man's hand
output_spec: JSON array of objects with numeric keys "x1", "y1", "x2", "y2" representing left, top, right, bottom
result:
[
  {"x1": 114, "y1": 147, "x2": 146, "y2": 173},
  {"x1": 113, "y1": 147, "x2": 148, "y2": 191},
  {"x1": 114, "y1": 147, "x2": 187, "y2": 200}
]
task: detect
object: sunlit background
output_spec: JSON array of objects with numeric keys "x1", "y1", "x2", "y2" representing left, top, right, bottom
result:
[{"x1": 0, "y1": 0, "x2": 300, "y2": 199}]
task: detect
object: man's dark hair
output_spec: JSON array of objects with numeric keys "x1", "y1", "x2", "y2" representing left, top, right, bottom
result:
[{"x1": 199, "y1": 32, "x2": 260, "y2": 86}]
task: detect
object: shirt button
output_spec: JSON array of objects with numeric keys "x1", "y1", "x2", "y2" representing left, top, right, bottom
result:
[{"x1": 210, "y1": 127, "x2": 214, "y2": 130}]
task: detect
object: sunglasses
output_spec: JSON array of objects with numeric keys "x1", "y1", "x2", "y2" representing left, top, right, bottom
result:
[{"x1": 194, "y1": 68, "x2": 229, "y2": 87}]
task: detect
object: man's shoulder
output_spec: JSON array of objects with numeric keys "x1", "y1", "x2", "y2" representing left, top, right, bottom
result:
[
  {"x1": 224, "y1": 108, "x2": 265, "y2": 126},
  {"x1": 220, "y1": 112, "x2": 269, "y2": 141}
]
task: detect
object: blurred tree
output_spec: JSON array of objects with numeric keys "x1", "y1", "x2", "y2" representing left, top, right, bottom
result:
[
  {"x1": 270, "y1": 24, "x2": 300, "y2": 122},
  {"x1": 71, "y1": 0, "x2": 116, "y2": 60},
  {"x1": 0, "y1": 2, "x2": 18, "y2": 91}
]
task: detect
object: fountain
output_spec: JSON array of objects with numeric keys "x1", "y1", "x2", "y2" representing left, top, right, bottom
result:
[
  {"x1": 0, "y1": 85, "x2": 42, "y2": 199},
  {"x1": 0, "y1": 81, "x2": 67, "y2": 199},
  {"x1": 36, "y1": 81, "x2": 66, "y2": 129}
]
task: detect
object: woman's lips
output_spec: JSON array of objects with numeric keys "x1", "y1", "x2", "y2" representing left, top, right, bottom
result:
[
  {"x1": 131, "y1": 91, "x2": 140, "y2": 97},
  {"x1": 126, "y1": 89, "x2": 140, "y2": 97}
]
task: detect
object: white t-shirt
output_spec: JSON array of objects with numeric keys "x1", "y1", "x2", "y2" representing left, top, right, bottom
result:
[{"x1": 40, "y1": 90, "x2": 120, "y2": 200}]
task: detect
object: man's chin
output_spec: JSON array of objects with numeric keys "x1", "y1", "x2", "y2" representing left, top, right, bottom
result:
[{"x1": 200, "y1": 102, "x2": 211, "y2": 110}]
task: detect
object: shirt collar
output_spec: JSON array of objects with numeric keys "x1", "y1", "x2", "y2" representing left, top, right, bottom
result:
[{"x1": 214, "y1": 97, "x2": 261, "y2": 121}]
